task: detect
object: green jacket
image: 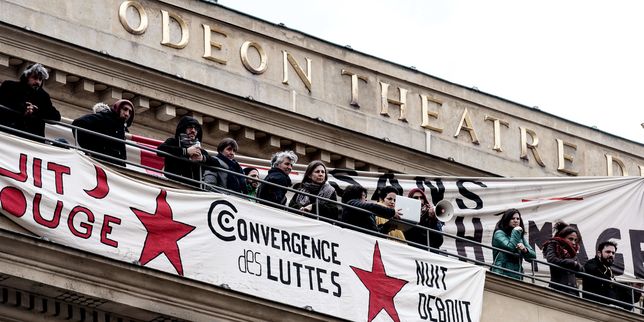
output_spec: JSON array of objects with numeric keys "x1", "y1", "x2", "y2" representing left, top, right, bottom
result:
[{"x1": 491, "y1": 229, "x2": 536, "y2": 280}]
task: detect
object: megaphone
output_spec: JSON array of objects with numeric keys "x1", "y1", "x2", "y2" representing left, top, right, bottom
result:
[{"x1": 434, "y1": 200, "x2": 454, "y2": 222}]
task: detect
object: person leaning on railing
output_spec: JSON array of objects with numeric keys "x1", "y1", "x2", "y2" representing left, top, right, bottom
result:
[
  {"x1": 256, "y1": 150, "x2": 297, "y2": 207},
  {"x1": 203, "y1": 138, "x2": 247, "y2": 194},
  {"x1": 491, "y1": 209, "x2": 536, "y2": 280},
  {"x1": 288, "y1": 160, "x2": 339, "y2": 220},
  {"x1": 580, "y1": 240, "x2": 640, "y2": 309},
  {"x1": 542, "y1": 221, "x2": 584, "y2": 296},
  {"x1": 157, "y1": 115, "x2": 211, "y2": 188},
  {"x1": 341, "y1": 184, "x2": 402, "y2": 237},
  {"x1": 72, "y1": 100, "x2": 134, "y2": 167},
  {"x1": 0, "y1": 63, "x2": 61, "y2": 143},
  {"x1": 375, "y1": 186, "x2": 406, "y2": 242}
]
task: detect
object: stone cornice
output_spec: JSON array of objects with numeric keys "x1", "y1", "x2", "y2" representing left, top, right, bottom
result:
[
  {"x1": 0, "y1": 22, "x2": 489, "y2": 176},
  {"x1": 159, "y1": 0, "x2": 643, "y2": 154}
]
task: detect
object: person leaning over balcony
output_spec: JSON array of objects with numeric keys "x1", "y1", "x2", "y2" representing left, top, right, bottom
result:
[
  {"x1": 582, "y1": 240, "x2": 621, "y2": 305},
  {"x1": 157, "y1": 115, "x2": 210, "y2": 187},
  {"x1": 72, "y1": 100, "x2": 134, "y2": 167},
  {"x1": 0, "y1": 63, "x2": 61, "y2": 142},
  {"x1": 490, "y1": 208, "x2": 536, "y2": 280},
  {"x1": 288, "y1": 160, "x2": 339, "y2": 220},
  {"x1": 243, "y1": 167, "x2": 260, "y2": 200},
  {"x1": 256, "y1": 150, "x2": 297, "y2": 207},
  {"x1": 405, "y1": 188, "x2": 444, "y2": 250},
  {"x1": 542, "y1": 221, "x2": 584, "y2": 296},
  {"x1": 203, "y1": 138, "x2": 247, "y2": 194},
  {"x1": 375, "y1": 186, "x2": 406, "y2": 241},
  {"x1": 341, "y1": 184, "x2": 402, "y2": 237}
]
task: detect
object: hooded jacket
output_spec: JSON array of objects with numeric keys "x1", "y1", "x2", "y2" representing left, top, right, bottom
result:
[
  {"x1": 0, "y1": 78, "x2": 61, "y2": 141},
  {"x1": 157, "y1": 116, "x2": 210, "y2": 187},
  {"x1": 72, "y1": 100, "x2": 134, "y2": 166}
]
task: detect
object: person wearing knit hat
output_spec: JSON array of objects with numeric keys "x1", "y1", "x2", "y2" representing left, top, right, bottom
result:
[{"x1": 72, "y1": 99, "x2": 135, "y2": 166}]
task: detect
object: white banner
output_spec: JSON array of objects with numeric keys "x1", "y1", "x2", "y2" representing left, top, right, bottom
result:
[
  {"x1": 47, "y1": 123, "x2": 644, "y2": 281},
  {"x1": 317, "y1": 170, "x2": 644, "y2": 282},
  {"x1": 0, "y1": 134, "x2": 486, "y2": 322}
]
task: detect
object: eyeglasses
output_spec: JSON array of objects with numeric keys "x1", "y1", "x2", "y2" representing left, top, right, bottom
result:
[{"x1": 411, "y1": 196, "x2": 422, "y2": 200}]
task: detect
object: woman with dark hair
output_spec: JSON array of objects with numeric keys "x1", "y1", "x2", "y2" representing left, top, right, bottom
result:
[
  {"x1": 340, "y1": 184, "x2": 402, "y2": 236},
  {"x1": 491, "y1": 209, "x2": 536, "y2": 280},
  {"x1": 288, "y1": 160, "x2": 339, "y2": 220},
  {"x1": 203, "y1": 138, "x2": 246, "y2": 194},
  {"x1": 542, "y1": 221, "x2": 584, "y2": 296},
  {"x1": 374, "y1": 186, "x2": 405, "y2": 241}
]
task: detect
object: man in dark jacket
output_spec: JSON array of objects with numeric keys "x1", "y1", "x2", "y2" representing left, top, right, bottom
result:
[
  {"x1": 583, "y1": 240, "x2": 620, "y2": 305},
  {"x1": 256, "y1": 150, "x2": 297, "y2": 207},
  {"x1": 340, "y1": 184, "x2": 401, "y2": 236},
  {"x1": 0, "y1": 63, "x2": 61, "y2": 142},
  {"x1": 72, "y1": 100, "x2": 134, "y2": 166},
  {"x1": 157, "y1": 115, "x2": 210, "y2": 188}
]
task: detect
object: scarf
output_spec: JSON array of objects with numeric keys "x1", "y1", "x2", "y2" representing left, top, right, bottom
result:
[
  {"x1": 544, "y1": 237, "x2": 579, "y2": 259},
  {"x1": 216, "y1": 153, "x2": 244, "y2": 192},
  {"x1": 294, "y1": 182, "x2": 335, "y2": 206}
]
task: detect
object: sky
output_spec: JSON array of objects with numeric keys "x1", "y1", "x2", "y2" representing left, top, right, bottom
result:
[{"x1": 219, "y1": 0, "x2": 644, "y2": 145}]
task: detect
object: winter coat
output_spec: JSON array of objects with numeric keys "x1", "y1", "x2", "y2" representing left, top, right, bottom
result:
[
  {"x1": 582, "y1": 257, "x2": 620, "y2": 305},
  {"x1": 491, "y1": 229, "x2": 536, "y2": 280},
  {"x1": 72, "y1": 110, "x2": 127, "y2": 166},
  {"x1": 543, "y1": 237, "x2": 583, "y2": 296},
  {"x1": 0, "y1": 80, "x2": 61, "y2": 141},
  {"x1": 203, "y1": 153, "x2": 247, "y2": 194},
  {"x1": 288, "y1": 182, "x2": 339, "y2": 220},
  {"x1": 405, "y1": 188, "x2": 444, "y2": 250},
  {"x1": 157, "y1": 116, "x2": 210, "y2": 187},
  {"x1": 257, "y1": 168, "x2": 291, "y2": 206},
  {"x1": 341, "y1": 199, "x2": 397, "y2": 236}
]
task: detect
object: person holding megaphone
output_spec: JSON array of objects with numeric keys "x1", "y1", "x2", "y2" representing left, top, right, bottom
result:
[{"x1": 406, "y1": 188, "x2": 445, "y2": 250}]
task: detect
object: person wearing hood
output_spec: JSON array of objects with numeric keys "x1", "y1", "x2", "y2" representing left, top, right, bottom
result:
[
  {"x1": 203, "y1": 138, "x2": 247, "y2": 194},
  {"x1": 0, "y1": 63, "x2": 61, "y2": 142},
  {"x1": 157, "y1": 115, "x2": 210, "y2": 187},
  {"x1": 72, "y1": 99, "x2": 134, "y2": 166},
  {"x1": 257, "y1": 150, "x2": 297, "y2": 207},
  {"x1": 405, "y1": 188, "x2": 444, "y2": 250}
]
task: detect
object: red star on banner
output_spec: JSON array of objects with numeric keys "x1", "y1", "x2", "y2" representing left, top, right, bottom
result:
[
  {"x1": 131, "y1": 189, "x2": 195, "y2": 276},
  {"x1": 351, "y1": 242, "x2": 408, "y2": 322}
]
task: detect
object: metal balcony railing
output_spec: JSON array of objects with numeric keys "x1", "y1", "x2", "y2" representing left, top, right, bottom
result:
[{"x1": 0, "y1": 103, "x2": 641, "y2": 314}]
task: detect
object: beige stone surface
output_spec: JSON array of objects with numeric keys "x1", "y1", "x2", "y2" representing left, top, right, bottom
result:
[{"x1": 0, "y1": 0, "x2": 641, "y2": 177}]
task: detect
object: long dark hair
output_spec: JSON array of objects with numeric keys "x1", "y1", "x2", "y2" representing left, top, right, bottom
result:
[
  {"x1": 302, "y1": 160, "x2": 327, "y2": 185},
  {"x1": 494, "y1": 208, "x2": 525, "y2": 236}
]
